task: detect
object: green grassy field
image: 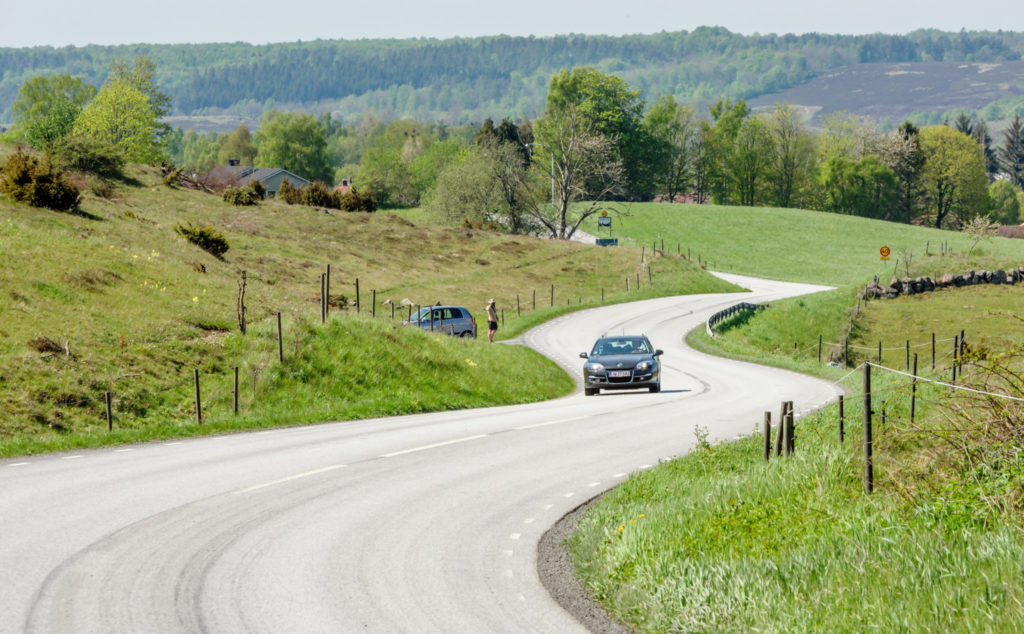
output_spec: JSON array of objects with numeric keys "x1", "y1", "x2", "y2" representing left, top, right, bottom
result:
[
  {"x1": 581, "y1": 202, "x2": 1024, "y2": 285},
  {"x1": 571, "y1": 203, "x2": 1024, "y2": 632},
  {"x1": 0, "y1": 165, "x2": 735, "y2": 455}
]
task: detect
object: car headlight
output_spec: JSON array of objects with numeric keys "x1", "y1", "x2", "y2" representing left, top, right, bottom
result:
[
  {"x1": 636, "y1": 361, "x2": 652, "y2": 372},
  {"x1": 585, "y1": 362, "x2": 605, "y2": 373}
]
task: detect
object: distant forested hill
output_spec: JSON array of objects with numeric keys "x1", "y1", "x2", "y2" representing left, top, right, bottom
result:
[{"x1": 2, "y1": 28, "x2": 1022, "y2": 126}]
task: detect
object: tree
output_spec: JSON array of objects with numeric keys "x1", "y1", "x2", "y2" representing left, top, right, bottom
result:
[
  {"x1": 644, "y1": 95, "x2": 698, "y2": 201},
  {"x1": 877, "y1": 121, "x2": 925, "y2": 223},
  {"x1": 999, "y1": 114, "x2": 1024, "y2": 189},
  {"x1": 217, "y1": 125, "x2": 257, "y2": 166},
  {"x1": 729, "y1": 116, "x2": 773, "y2": 206},
  {"x1": 764, "y1": 103, "x2": 816, "y2": 208},
  {"x1": 108, "y1": 55, "x2": 171, "y2": 142},
  {"x1": 530, "y1": 105, "x2": 625, "y2": 239},
  {"x1": 72, "y1": 79, "x2": 162, "y2": 163},
  {"x1": 819, "y1": 155, "x2": 899, "y2": 219},
  {"x1": 545, "y1": 67, "x2": 648, "y2": 198},
  {"x1": 254, "y1": 110, "x2": 333, "y2": 183},
  {"x1": 422, "y1": 147, "x2": 508, "y2": 227},
  {"x1": 12, "y1": 74, "x2": 96, "y2": 151},
  {"x1": 919, "y1": 125, "x2": 989, "y2": 228},
  {"x1": 988, "y1": 179, "x2": 1020, "y2": 225},
  {"x1": 704, "y1": 98, "x2": 750, "y2": 204}
]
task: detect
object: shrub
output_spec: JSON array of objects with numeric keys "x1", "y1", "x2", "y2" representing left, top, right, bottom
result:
[
  {"x1": 302, "y1": 181, "x2": 336, "y2": 208},
  {"x1": 0, "y1": 148, "x2": 81, "y2": 211},
  {"x1": 174, "y1": 222, "x2": 230, "y2": 258},
  {"x1": 222, "y1": 182, "x2": 263, "y2": 206},
  {"x1": 336, "y1": 187, "x2": 377, "y2": 212},
  {"x1": 49, "y1": 134, "x2": 124, "y2": 179},
  {"x1": 278, "y1": 179, "x2": 303, "y2": 204}
]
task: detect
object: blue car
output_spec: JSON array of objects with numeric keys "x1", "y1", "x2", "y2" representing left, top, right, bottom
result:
[{"x1": 579, "y1": 335, "x2": 663, "y2": 396}]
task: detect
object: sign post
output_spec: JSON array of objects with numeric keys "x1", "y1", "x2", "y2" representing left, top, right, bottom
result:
[{"x1": 880, "y1": 246, "x2": 891, "y2": 261}]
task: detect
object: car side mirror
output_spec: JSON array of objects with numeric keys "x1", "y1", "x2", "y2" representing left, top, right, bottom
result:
[
  {"x1": 654, "y1": 349, "x2": 664, "y2": 357},
  {"x1": 579, "y1": 352, "x2": 589, "y2": 359}
]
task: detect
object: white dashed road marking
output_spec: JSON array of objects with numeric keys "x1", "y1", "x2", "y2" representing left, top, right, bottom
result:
[
  {"x1": 233, "y1": 464, "x2": 345, "y2": 494},
  {"x1": 380, "y1": 434, "x2": 489, "y2": 458}
]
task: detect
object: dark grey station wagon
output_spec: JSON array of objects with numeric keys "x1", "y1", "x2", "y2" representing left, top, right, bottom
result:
[{"x1": 579, "y1": 335, "x2": 663, "y2": 396}]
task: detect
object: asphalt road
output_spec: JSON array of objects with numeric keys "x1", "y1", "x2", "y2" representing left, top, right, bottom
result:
[{"x1": 0, "y1": 274, "x2": 841, "y2": 633}]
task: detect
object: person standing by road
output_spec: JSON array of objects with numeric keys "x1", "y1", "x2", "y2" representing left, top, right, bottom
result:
[{"x1": 485, "y1": 299, "x2": 498, "y2": 343}]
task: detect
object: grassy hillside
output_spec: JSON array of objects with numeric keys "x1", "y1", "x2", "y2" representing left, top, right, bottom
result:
[
  {"x1": 571, "y1": 205, "x2": 1024, "y2": 630},
  {"x1": 583, "y1": 202, "x2": 1024, "y2": 286},
  {"x1": 0, "y1": 164, "x2": 735, "y2": 455}
]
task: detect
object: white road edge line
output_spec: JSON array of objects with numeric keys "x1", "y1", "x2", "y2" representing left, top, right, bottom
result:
[
  {"x1": 380, "y1": 434, "x2": 490, "y2": 458},
  {"x1": 514, "y1": 415, "x2": 589, "y2": 430},
  {"x1": 233, "y1": 464, "x2": 346, "y2": 494},
  {"x1": 9, "y1": 462, "x2": 30, "y2": 467}
]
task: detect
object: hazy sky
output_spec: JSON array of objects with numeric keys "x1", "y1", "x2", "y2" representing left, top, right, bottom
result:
[{"x1": 2, "y1": 0, "x2": 1021, "y2": 48}]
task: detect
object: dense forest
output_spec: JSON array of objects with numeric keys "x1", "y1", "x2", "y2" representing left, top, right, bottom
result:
[{"x1": 2, "y1": 28, "x2": 1022, "y2": 124}]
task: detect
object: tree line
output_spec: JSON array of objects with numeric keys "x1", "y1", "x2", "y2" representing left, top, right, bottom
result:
[
  {"x1": 1, "y1": 28, "x2": 1022, "y2": 124},
  {"x1": 4, "y1": 58, "x2": 1023, "y2": 238}
]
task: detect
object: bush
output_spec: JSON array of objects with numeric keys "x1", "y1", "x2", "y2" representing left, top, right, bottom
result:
[
  {"x1": 174, "y1": 222, "x2": 230, "y2": 258},
  {"x1": 222, "y1": 182, "x2": 263, "y2": 206},
  {"x1": 278, "y1": 179, "x2": 303, "y2": 204},
  {"x1": 302, "y1": 181, "x2": 336, "y2": 208},
  {"x1": 0, "y1": 148, "x2": 81, "y2": 211},
  {"x1": 336, "y1": 187, "x2": 377, "y2": 212},
  {"x1": 49, "y1": 134, "x2": 124, "y2": 179}
]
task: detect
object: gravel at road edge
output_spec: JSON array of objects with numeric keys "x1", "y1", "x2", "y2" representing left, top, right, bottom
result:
[{"x1": 537, "y1": 495, "x2": 630, "y2": 633}]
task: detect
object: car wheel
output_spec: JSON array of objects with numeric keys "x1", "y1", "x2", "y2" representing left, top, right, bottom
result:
[
  {"x1": 460, "y1": 331, "x2": 473, "y2": 338},
  {"x1": 649, "y1": 384, "x2": 660, "y2": 393},
  {"x1": 585, "y1": 388, "x2": 598, "y2": 396}
]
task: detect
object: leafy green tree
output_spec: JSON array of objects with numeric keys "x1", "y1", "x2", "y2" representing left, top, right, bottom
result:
[
  {"x1": 729, "y1": 116, "x2": 773, "y2": 206},
  {"x1": 643, "y1": 95, "x2": 697, "y2": 201},
  {"x1": 409, "y1": 139, "x2": 463, "y2": 197},
  {"x1": 704, "y1": 98, "x2": 750, "y2": 204},
  {"x1": 108, "y1": 55, "x2": 171, "y2": 142},
  {"x1": 217, "y1": 125, "x2": 257, "y2": 166},
  {"x1": 764, "y1": 103, "x2": 816, "y2": 208},
  {"x1": 919, "y1": 125, "x2": 989, "y2": 228},
  {"x1": 72, "y1": 79, "x2": 163, "y2": 163},
  {"x1": 819, "y1": 155, "x2": 899, "y2": 219},
  {"x1": 423, "y1": 147, "x2": 509, "y2": 227},
  {"x1": 999, "y1": 114, "x2": 1024, "y2": 189},
  {"x1": 545, "y1": 67, "x2": 649, "y2": 198},
  {"x1": 988, "y1": 179, "x2": 1020, "y2": 225},
  {"x1": 357, "y1": 120, "x2": 433, "y2": 206},
  {"x1": 254, "y1": 110, "x2": 333, "y2": 183},
  {"x1": 12, "y1": 74, "x2": 96, "y2": 150}
]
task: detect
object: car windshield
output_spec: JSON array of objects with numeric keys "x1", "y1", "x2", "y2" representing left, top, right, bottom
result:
[{"x1": 592, "y1": 338, "x2": 650, "y2": 356}]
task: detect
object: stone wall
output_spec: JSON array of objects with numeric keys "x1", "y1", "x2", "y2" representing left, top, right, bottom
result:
[{"x1": 861, "y1": 267, "x2": 1024, "y2": 300}]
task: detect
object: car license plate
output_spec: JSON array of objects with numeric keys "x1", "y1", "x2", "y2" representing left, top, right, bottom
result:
[{"x1": 609, "y1": 370, "x2": 630, "y2": 378}]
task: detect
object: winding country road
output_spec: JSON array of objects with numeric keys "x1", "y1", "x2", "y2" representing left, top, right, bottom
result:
[{"x1": 0, "y1": 274, "x2": 840, "y2": 633}]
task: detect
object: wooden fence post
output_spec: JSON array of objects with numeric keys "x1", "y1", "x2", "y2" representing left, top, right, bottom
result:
[
  {"x1": 320, "y1": 273, "x2": 326, "y2": 323},
  {"x1": 517, "y1": 294, "x2": 521, "y2": 316},
  {"x1": 786, "y1": 401, "x2": 795, "y2": 456},
  {"x1": 601, "y1": 288, "x2": 604, "y2": 303},
  {"x1": 105, "y1": 391, "x2": 113, "y2": 431},
  {"x1": 372, "y1": 289, "x2": 377, "y2": 317},
  {"x1": 774, "y1": 401, "x2": 786, "y2": 457},
  {"x1": 864, "y1": 363, "x2": 873, "y2": 494},
  {"x1": 952, "y1": 334, "x2": 959, "y2": 382},
  {"x1": 911, "y1": 353, "x2": 918, "y2": 424},
  {"x1": 763, "y1": 412, "x2": 771, "y2": 461},
  {"x1": 818, "y1": 334, "x2": 822, "y2": 364},
  {"x1": 532, "y1": 289, "x2": 536, "y2": 310},
  {"x1": 877, "y1": 341, "x2": 882, "y2": 363},
  {"x1": 391, "y1": 302, "x2": 395, "y2": 320},
  {"x1": 233, "y1": 366, "x2": 239, "y2": 415},
  {"x1": 931, "y1": 332, "x2": 936, "y2": 371},
  {"x1": 838, "y1": 394, "x2": 845, "y2": 443},
  {"x1": 194, "y1": 368, "x2": 202, "y2": 424},
  {"x1": 906, "y1": 339, "x2": 910, "y2": 371},
  {"x1": 626, "y1": 277, "x2": 630, "y2": 292},
  {"x1": 550, "y1": 284, "x2": 554, "y2": 307},
  {"x1": 326, "y1": 264, "x2": 331, "y2": 317},
  {"x1": 277, "y1": 312, "x2": 284, "y2": 363},
  {"x1": 355, "y1": 278, "x2": 360, "y2": 313}
]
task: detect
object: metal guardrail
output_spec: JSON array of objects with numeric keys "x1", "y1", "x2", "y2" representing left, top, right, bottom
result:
[{"x1": 706, "y1": 302, "x2": 767, "y2": 337}]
